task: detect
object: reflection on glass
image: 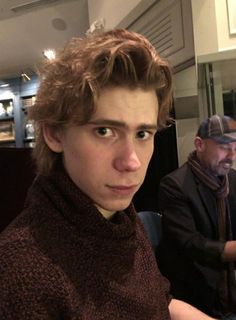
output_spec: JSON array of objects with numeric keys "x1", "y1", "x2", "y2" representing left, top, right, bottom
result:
[{"x1": 199, "y1": 57, "x2": 236, "y2": 120}]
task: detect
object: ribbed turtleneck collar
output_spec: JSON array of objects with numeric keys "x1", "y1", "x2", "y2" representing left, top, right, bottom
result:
[{"x1": 27, "y1": 160, "x2": 137, "y2": 242}]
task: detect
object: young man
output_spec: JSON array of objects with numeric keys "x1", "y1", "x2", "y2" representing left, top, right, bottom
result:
[
  {"x1": 158, "y1": 114, "x2": 236, "y2": 319},
  {"x1": 0, "y1": 29, "x2": 217, "y2": 319}
]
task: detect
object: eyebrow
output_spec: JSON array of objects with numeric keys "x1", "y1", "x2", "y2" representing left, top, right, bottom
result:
[{"x1": 87, "y1": 119, "x2": 158, "y2": 131}]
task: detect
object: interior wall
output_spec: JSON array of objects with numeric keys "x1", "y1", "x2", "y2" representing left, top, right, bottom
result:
[
  {"x1": 173, "y1": 65, "x2": 198, "y2": 98},
  {"x1": 215, "y1": 0, "x2": 236, "y2": 50},
  {"x1": 173, "y1": 65, "x2": 199, "y2": 166},
  {"x1": 88, "y1": 0, "x2": 145, "y2": 29},
  {"x1": 191, "y1": 0, "x2": 236, "y2": 58},
  {"x1": 191, "y1": 0, "x2": 218, "y2": 57}
]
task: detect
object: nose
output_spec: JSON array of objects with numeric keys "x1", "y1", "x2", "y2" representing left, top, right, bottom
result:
[
  {"x1": 228, "y1": 149, "x2": 236, "y2": 160},
  {"x1": 113, "y1": 142, "x2": 141, "y2": 172}
]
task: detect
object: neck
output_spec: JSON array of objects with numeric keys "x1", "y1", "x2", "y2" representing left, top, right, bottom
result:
[{"x1": 94, "y1": 205, "x2": 116, "y2": 220}]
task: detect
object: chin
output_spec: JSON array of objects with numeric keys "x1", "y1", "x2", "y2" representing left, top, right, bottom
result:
[
  {"x1": 217, "y1": 169, "x2": 230, "y2": 176},
  {"x1": 106, "y1": 201, "x2": 132, "y2": 213}
]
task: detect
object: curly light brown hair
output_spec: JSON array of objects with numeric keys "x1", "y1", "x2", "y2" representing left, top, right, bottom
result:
[{"x1": 29, "y1": 29, "x2": 173, "y2": 175}]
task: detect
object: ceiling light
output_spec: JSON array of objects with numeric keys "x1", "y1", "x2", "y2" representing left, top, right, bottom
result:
[
  {"x1": 43, "y1": 49, "x2": 56, "y2": 60},
  {"x1": 0, "y1": 83, "x2": 9, "y2": 88},
  {"x1": 21, "y1": 72, "x2": 31, "y2": 82}
]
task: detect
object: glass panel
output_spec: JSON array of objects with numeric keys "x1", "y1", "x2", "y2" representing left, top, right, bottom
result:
[
  {"x1": 198, "y1": 54, "x2": 236, "y2": 119},
  {"x1": 197, "y1": 54, "x2": 236, "y2": 169}
]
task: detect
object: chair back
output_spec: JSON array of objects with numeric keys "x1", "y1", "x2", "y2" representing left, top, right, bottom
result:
[{"x1": 138, "y1": 211, "x2": 162, "y2": 251}]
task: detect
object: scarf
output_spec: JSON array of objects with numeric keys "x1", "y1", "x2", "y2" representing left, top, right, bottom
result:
[
  {"x1": 188, "y1": 151, "x2": 236, "y2": 314},
  {"x1": 188, "y1": 151, "x2": 229, "y2": 241}
]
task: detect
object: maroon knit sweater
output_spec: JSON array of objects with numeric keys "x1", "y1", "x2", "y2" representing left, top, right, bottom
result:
[{"x1": 0, "y1": 162, "x2": 171, "y2": 319}]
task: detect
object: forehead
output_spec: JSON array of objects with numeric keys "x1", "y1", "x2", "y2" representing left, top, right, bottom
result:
[
  {"x1": 91, "y1": 87, "x2": 158, "y2": 124},
  {"x1": 206, "y1": 139, "x2": 236, "y2": 149}
]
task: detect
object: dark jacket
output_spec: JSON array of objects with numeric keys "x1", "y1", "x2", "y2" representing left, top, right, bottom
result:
[
  {"x1": 0, "y1": 161, "x2": 171, "y2": 320},
  {"x1": 157, "y1": 162, "x2": 236, "y2": 317}
]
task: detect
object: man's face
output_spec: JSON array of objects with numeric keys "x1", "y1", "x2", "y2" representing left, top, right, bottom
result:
[
  {"x1": 49, "y1": 87, "x2": 158, "y2": 218},
  {"x1": 198, "y1": 138, "x2": 236, "y2": 176}
]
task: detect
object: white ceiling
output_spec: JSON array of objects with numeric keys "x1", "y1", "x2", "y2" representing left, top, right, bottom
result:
[{"x1": 0, "y1": 0, "x2": 89, "y2": 81}]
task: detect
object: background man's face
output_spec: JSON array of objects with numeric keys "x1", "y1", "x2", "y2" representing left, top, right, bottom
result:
[
  {"x1": 200, "y1": 139, "x2": 236, "y2": 175},
  {"x1": 59, "y1": 87, "x2": 158, "y2": 218}
]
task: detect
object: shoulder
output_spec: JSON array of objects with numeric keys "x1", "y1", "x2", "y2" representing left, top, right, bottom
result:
[
  {"x1": 229, "y1": 168, "x2": 236, "y2": 179},
  {"x1": 0, "y1": 224, "x2": 63, "y2": 294},
  {"x1": 160, "y1": 162, "x2": 192, "y2": 186},
  {"x1": 0, "y1": 228, "x2": 70, "y2": 319},
  {"x1": 0, "y1": 227, "x2": 48, "y2": 278},
  {"x1": 0, "y1": 236, "x2": 67, "y2": 318},
  {"x1": 158, "y1": 162, "x2": 200, "y2": 204}
]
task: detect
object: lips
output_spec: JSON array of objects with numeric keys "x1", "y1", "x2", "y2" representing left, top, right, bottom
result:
[
  {"x1": 108, "y1": 184, "x2": 138, "y2": 196},
  {"x1": 221, "y1": 161, "x2": 232, "y2": 168}
]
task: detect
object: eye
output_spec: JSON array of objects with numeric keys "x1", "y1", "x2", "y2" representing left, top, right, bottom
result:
[
  {"x1": 95, "y1": 127, "x2": 113, "y2": 137},
  {"x1": 220, "y1": 144, "x2": 230, "y2": 151},
  {"x1": 136, "y1": 130, "x2": 153, "y2": 140}
]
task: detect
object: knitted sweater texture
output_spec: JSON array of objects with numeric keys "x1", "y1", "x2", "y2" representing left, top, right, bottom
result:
[{"x1": 0, "y1": 163, "x2": 171, "y2": 319}]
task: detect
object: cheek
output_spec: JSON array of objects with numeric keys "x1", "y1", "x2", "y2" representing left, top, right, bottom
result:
[
  {"x1": 214, "y1": 151, "x2": 225, "y2": 162},
  {"x1": 72, "y1": 147, "x2": 111, "y2": 174},
  {"x1": 140, "y1": 145, "x2": 154, "y2": 167},
  {"x1": 62, "y1": 143, "x2": 88, "y2": 174}
]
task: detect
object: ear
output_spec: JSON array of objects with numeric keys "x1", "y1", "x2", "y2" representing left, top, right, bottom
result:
[
  {"x1": 194, "y1": 136, "x2": 205, "y2": 153},
  {"x1": 43, "y1": 124, "x2": 63, "y2": 153}
]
